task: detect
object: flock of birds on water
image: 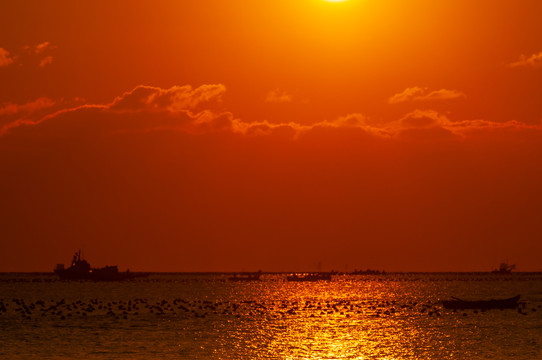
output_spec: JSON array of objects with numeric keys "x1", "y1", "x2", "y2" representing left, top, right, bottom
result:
[
  {"x1": 1, "y1": 296, "x2": 540, "y2": 323},
  {"x1": 1, "y1": 274, "x2": 541, "y2": 323}
]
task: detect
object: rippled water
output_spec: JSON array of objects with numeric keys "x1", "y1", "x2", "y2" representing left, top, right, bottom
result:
[{"x1": 1, "y1": 273, "x2": 541, "y2": 359}]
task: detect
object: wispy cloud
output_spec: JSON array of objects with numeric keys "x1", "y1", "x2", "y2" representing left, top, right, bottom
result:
[
  {"x1": 0, "y1": 98, "x2": 55, "y2": 117},
  {"x1": 39, "y1": 56, "x2": 53, "y2": 68},
  {"x1": 0, "y1": 48, "x2": 14, "y2": 67},
  {"x1": 509, "y1": 51, "x2": 542, "y2": 68},
  {"x1": 1, "y1": 42, "x2": 56, "y2": 68},
  {"x1": 0, "y1": 97, "x2": 56, "y2": 129},
  {"x1": 388, "y1": 86, "x2": 465, "y2": 104},
  {"x1": 265, "y1": 89, "x2": 293, "y2": 103},
  {"x1": 34, "y1": 41, "x2": 53, "y2": 55}
]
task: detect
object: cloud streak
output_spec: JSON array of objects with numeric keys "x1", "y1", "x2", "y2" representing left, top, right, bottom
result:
[
  {"x1": 509, "y1": 51, "x2": 542, "y2": 68},
  {"x1": 107, "y1": 84, "x2": 227, "y2": 114},
  {"x1": 388, "y1": 86, "x2": 466, "y2": 104},
  {"x1": 0, "y1": 97, "x2": 56, "y2": 129},
  {"x1": 0, "y1": 97, "x2": 55, "y2": 117},
  {"x1": 0, "y1": 84, "x2": 230, "y2": 136}
]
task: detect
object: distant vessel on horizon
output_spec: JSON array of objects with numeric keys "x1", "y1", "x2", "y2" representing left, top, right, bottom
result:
[
  {"x1": 350, "y1": 268, "x2": 386, "y2": 275},
  {"x1": 228, "y1": 271, "x2": 262, "y2": 282},
  {"x1": 54, "y1": 250, "x2": 149, "y2": 281},
  {"x1": 492, "y1": 263, "x2": 516, "y2": 275},
  {"x1": 286, "y1": 273, "x2": 332, "y2": 282}
]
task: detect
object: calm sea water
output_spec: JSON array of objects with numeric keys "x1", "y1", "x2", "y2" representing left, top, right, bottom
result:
[{"x1": 1, "y1": 273, "x2": 541, "y2": 359}]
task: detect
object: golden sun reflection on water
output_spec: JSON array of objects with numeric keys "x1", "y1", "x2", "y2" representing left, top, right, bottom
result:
[
  {"x1": 1, "y1": 273, "x2": 538, "y2": 359},
  {"x1": 209, "y1": 274, "x2": 540, "y2": 360},
  {"x1": 221, "y1": 277, "x2": 443, "y2": 359}
]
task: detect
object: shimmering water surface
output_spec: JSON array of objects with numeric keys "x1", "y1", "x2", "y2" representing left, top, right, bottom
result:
[{"x1": 1, "y1": 273, "x2": 541, "y2": 359}]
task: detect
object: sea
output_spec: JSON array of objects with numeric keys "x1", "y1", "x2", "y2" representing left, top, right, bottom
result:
[{"x1": 1, "y1": 273, "x2": 541, "y2": 360}]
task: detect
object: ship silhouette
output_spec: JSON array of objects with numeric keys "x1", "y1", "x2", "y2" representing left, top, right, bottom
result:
[
  {"x1": 491, "y1": 263, "x2": 515, "y2": 274},
  {"x1": 54, "y1": 250, "x2": 149, "y2": 281}
]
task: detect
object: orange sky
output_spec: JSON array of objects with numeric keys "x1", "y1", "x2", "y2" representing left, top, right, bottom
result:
[{"x1": 1, "y1": 0, "x2": 542, "y2": 272}]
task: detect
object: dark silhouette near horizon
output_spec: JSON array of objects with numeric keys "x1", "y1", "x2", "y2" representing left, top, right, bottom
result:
[{"x1": 54, "y1": 250, "x2": 149, "y2": 281}]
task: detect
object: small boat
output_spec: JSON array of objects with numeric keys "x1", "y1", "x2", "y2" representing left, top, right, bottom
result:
[
  {"x1": 441, "y1": 295, "x2": 520, "y2": 310},
  {"x1": 54, "y1": 250, "x2": 149, "y2": 281},
  {"x1": 286, "y1": 273, "x2": 332, "y2": 282},
  {"x1": 228, "y1": 271, "x2": 262, "y2": 282}
]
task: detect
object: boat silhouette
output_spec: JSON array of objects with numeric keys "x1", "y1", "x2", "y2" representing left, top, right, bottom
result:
[
  {"x1": 491, "y1": 263, "x2": 515, "y2": 274},
  {"x1": 54, "y1": 250, "x2": 149, "y2": 281},
  {"x1": 228, "y1": 271, "x2": 262, "y2": 282},
  {"x1": 441, "y1": 295, "x2": 520, "y2": 310},
  {"x1": 286, "y1": 273, "x2": 332, "y2": 282}
]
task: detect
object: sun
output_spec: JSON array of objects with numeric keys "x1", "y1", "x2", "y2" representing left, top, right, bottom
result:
[{"x1": 324, "y1": 0, "x2": 348, "y2": 2}]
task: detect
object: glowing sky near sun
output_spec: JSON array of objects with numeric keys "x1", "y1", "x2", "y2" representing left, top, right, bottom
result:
[{"x1": 1, "y1": 0, "x2": 542, "y2": 272}]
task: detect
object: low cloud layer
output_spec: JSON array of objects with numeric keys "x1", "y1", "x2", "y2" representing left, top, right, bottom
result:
[{"x1": 1, "y1": 84, "x2": 539, "y2": 142}]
